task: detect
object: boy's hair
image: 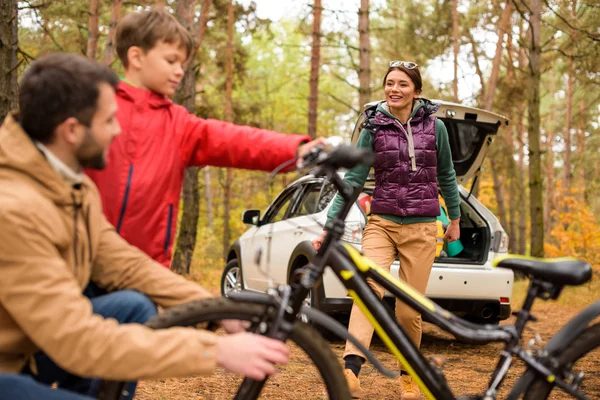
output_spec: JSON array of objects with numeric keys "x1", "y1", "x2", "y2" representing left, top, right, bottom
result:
[
  {"x1": 115, "y1": 9, "x2": 193, "y2": 68},
  {"x1": 19, "y1": 53, "x2": 119, "y2": 144}
]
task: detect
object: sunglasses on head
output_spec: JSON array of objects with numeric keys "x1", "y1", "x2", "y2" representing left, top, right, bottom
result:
[{"x1": 389, "y1": 61, "x2": 418, "y2": 69}]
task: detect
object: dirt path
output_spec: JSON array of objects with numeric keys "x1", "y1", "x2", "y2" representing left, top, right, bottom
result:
[{"x1": 136, "y1": 300, "x2": 599, "y2": 399}]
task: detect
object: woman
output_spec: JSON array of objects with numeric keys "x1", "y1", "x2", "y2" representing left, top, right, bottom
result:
[{"x1": 312, "y1": 61, "x2": 461, "y2": 399}]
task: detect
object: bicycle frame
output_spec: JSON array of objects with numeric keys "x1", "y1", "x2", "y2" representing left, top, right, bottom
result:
[{"x1": 279, "y1": 168, "x2": 593, "y2": 400}]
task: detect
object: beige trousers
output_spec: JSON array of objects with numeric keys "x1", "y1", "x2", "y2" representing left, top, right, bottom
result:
[{"x1": 343, "y1": 216, "x2": 437, "y2": 359}]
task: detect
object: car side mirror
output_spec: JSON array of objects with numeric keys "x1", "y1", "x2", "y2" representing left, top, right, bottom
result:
[{"x1": 242, "y1": 209, "x2": 261, "y2": 226}]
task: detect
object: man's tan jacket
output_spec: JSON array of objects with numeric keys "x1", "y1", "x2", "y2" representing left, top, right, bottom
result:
[{"x1": 0, "y1": 114, "x2": 218, "y2": 380}]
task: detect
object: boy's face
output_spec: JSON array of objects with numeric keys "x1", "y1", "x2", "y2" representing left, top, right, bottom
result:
[{"x1": 136, "y1": 40, "x2": 188, "y2": 97}]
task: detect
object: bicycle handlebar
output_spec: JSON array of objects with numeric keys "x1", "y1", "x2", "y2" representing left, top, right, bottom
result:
[{"x1": 298, "y1": 136, "x2": 375, "y2": 171}]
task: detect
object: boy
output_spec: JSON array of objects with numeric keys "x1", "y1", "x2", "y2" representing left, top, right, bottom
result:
[
  {"x1": 86, "y1": 9, "x2": 320, "y2": 267},
  {"x1": 0, "y1": 53, "x2": 289, "y2": 399}
]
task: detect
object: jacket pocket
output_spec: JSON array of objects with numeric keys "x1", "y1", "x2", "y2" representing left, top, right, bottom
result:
[{"x1": 163, "y1": 204, "x2": 174, "y2": 256}]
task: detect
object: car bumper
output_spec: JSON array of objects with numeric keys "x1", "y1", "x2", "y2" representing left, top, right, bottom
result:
[{"x1": 321, "y1": 262, "x2": 514, "y2": 321}]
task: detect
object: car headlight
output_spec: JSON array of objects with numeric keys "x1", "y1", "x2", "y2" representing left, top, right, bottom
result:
[
  {"x1": 341, "y1": 221, "x2": 363, "y2": 244},
  {"x1": 493, "y1": 230, "x2": 509, "y2": 253}
]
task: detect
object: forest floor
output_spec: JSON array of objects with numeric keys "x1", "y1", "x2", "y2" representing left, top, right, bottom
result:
[{"x1": 136, "y1": 272, "x2": 600, "y2": 400}]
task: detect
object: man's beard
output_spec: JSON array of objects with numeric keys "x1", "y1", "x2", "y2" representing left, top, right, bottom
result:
[{"x1": 76, "y1": 127, "x2": 107, "y2": 170}]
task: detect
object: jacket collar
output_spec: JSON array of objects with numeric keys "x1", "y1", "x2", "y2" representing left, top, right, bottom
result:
[
  {"x1": 372, "y1": 98, "x2": 440, "y2": 126},
  {"x1": 117, "y1": 81, "x2": 173, "y2": 109},
  {"x1": 0, "y1": 113, "x2": 86, "y2": 205}
]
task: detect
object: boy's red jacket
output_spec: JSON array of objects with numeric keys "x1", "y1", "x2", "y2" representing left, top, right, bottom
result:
[{"x1": 87, "y1": 82, "x2": 310, "y2": 267}]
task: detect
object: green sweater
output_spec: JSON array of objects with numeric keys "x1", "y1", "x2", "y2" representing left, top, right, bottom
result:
[{"x1": 326, "y1": 100, "x2": 461, "y2": 227}]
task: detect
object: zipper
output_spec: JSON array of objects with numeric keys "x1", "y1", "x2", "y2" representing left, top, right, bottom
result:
[
  {"x1": 163, "y1": 204, "x2": 174, "y2": 255},
  {"x1": 116, "y1": 164, "x2": 134, "y2": 233}
]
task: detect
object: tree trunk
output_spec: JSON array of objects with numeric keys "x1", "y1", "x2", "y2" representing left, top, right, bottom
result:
[
  {"x1": 527, "y1": 0, "x2": 544, "y2": 257},
  {"x1": 563, "y1": 0, "x2": 576, "y2": 191},
  {"x1": 204, "y1": 167, "x2": 213, "y2": 230},
  {"x1": 155, "y1": 0, "x2": 165, "y2": 8},
  {"x1": 452, "y1": 0, "x2": 459, "y2": 102},
  {"x1": 543, "y1": 111, "x2": 555, "y2": 237},
  {"x1": 484, "y1": 1, "x2": 512, "y2": 111},
  {"x1": 222, "y1": 0, "x2": 235, "y2": 260},
  {"x1": 490, "y1": 158, "x2": 508, "y2": 233},
  {"x1": 307, "y1": 0, "x2": 322, "y2": 139},
  {"x1": 517, "y1": 110, "x2": 527, "y2": 255},
  {"x1": 103, "y1": 0, "x2": 122, "y2": 66},
  {"x1": 466, "y1": 29, "x2": 486, "y2": 100},
  {"x1": 171, "y1": 0, "x2": 203, "y2": 274},
  {"x1": 577, "y1": 99, "x2": 585, "y2": 191},
  {"x1": 0, "y1": 0, "x2": 18, "y2": 122},
  {"x1": 86, "y1": 0, "x2": 100, "y2": 60},
  {"x1": 358, "y1": 0, "x2": 370, "y2": 109}
]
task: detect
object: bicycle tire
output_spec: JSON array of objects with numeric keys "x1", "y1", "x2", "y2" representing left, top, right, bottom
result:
[
  {"x1": 99, "y1": 297, "x2": 351, "y2": 400},
  {"x1": 524, "y1": 323, "x2": 600, "y2": 399}
]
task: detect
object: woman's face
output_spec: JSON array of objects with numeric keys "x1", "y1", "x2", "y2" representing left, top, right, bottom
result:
[{"x1": 384, "y1": 70, "x2": 420, "y2": 111}]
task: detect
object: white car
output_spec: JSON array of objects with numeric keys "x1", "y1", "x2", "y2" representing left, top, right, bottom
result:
[{"x1": 222, "y1": 100, "x2": 514, "y2": 323}]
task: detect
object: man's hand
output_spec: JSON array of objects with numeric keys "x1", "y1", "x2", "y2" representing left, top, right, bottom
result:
[
  {"x1": 220, "y1": 319, "x2": 250, "y2": 334},
  {"x1": 215, "y1": 333, "x2": 290, "y2": 380},
  {"x1": 296, "y1": 138, "x2": 326, "y2": 161},
  {"x1": 443, "y1": 219, "x2": 460, "y2": 242},
  {"x1": 311, "y1": 231, "x2": 327, "y2": 251}
]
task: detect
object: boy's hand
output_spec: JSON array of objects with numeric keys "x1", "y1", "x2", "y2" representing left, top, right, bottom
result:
[
  {"x1": 296, "y1": 137, "x2": 326, "y2": 161},
  {"x1": 215, "y1": 333, "x2": 290, "y2": 380}
]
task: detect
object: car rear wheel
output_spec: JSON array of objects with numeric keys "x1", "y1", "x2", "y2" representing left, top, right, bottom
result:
[{"x1": 221, "y1": 259, "x2": 243, "y2": 297}]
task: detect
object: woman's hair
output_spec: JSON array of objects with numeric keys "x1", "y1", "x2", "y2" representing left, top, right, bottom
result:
[{"x1": 382, "y1": 65, "x2": 422, "y2": 93}]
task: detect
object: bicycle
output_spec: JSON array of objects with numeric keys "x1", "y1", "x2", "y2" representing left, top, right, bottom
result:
[{"x1": 100, "y1": 140, "x2": 599, "y2": 400}]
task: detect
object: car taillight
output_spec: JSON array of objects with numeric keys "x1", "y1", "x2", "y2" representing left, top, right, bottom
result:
[
  {"x1": 500, "y1": 297, "x2": 510, "y2": 303},
  {"x1": 341, "y1": 221, "x2": 363, "y2": 244},
  {"x1": 493, "y1": 230, "x2": 509, "y2": 253}
]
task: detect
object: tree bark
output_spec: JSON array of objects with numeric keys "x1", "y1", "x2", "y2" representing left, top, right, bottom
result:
[
  {"x1": 577, "y1": 99, "x2": 585, "y2": 191},
  {"x1": 0, "y1": 0, "x2": 18, "y2": 122},
  {"x1": 358, "y1": 0, "x2": 370, "y2": 110},
  {"x1": 222, "y1": 0, "x2": 235, "y2": 260},
  {"x1": 527, "y1": 0, "x2": 544, "y2": 257},
  {"x1": 543, "y1": 110, "x2": 555, "y2": 237},
  {"x1": 103, "y1": 0, "x2": 123, "y2": 66},
  {"x1": 171, "y1": 0, "x2": 210, "y2": 274},
  {"x1": 517, "y1": 111, "x2": 527, "y2": 255},
  {"x1": 563, "y1": 0, "x2": 576, "y2": 191},
  {"x1": 452, "y1": 0, "x2": 459, "y2": 102},
  {"x1": 484, "y1": 1, "x2": 512, "y2": 111},
  {"x1": 466, "y1": 29, "x2": 486, "y2": 100},
  {"x1": 307, "y1": 0, "x2": 322, "y2": 139},
  {"x1": 86, "y1": 0, "x2": 100, "y2": 60}
]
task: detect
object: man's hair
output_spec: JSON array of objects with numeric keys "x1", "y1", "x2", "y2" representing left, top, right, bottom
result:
[
  {"x1": 19, "y1": 53, "x2": 119, "y2": 144},
  {"x1": 115, "y1": 9, "x2": 193, "y2": 68}
]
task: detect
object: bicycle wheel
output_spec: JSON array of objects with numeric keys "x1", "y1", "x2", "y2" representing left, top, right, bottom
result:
[
  {"x1": 524, "y1": 323, "x2": 600, "y2": 399},
  {"x1": 99, "y1": 297, "x2": 350, "y2": 400}
]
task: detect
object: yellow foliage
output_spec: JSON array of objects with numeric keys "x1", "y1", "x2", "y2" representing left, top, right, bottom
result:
[{"x1": 544, "y1": 186, "x2": 600, "y2": 274}]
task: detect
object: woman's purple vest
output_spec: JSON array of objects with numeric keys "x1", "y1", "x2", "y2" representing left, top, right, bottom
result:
[{"x1": 368, "y1": 101, "x2": 441, "y2": 217}]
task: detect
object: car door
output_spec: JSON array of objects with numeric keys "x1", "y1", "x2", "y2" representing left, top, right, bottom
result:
[
  {"x1": 265, "y1": 179, "x2": 324, "y2": 283},
  {"x1": 240, "y1": 182, "x2": 303, "y2": 291}
]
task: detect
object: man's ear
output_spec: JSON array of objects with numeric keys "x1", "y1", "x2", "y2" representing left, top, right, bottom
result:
[
  {"x1": 127, "y1": 46, "x2": 145, "y2": 70},
  {"x1": 54, "y1": 117, "x2": 82, "y2": 146}
]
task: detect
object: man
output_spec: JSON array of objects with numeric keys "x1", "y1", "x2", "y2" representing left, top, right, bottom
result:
[{"x1": 0, "y1": 53, "x2": 288, "y2": 399}]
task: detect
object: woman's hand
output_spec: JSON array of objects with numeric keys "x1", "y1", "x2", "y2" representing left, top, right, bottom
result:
[
  {"x1": 311, "y1": 231, "x2": 327, "y2": 250},
  {"x1": 444, "y1": 219, "x2": 460, "y2": 242}
]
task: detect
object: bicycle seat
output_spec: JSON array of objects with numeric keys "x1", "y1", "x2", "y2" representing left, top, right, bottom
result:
[{"x1": 495, "y1": 256, "x2": 592, "y2": 286}]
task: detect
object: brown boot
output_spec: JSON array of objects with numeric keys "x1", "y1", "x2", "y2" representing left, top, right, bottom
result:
[
  {"x1": 344, "y1": 369, "x2": 363, "y2": 399},
  {"x1": 400, "y1": 375, "x2": 421, "y2": 400}
]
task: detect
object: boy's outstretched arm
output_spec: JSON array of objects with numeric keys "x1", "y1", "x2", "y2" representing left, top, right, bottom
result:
[{"x1": 178, "y1": 109, "x2": 313, "y2": 172}]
